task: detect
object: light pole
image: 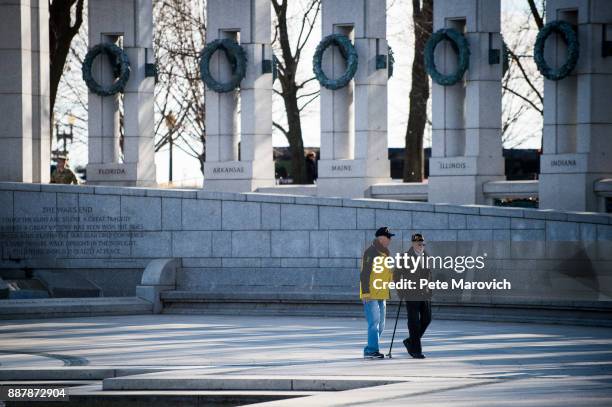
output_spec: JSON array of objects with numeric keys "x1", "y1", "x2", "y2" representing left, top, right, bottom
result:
[
  {"x1": 164, "y1": 112, "x2": 177, "y2": 183},
  {"x1": 53, "y1": 114, "x2": 75, "y2": 160}
]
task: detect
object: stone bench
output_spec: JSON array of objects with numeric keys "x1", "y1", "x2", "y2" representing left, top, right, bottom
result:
[
  {"x1": 0, "y1": 297, "x2": 152, "y2": 320},
  {"x1": 160, "y1": 290, "x2": 612, "y2": 325}
]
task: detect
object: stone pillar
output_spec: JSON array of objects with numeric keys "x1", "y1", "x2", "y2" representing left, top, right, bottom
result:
[
  {"x1": 427, "y1": 0, "x2": 505, "y2": 205},
  {"x1": 86, "y1": 0, "x2": 156, "y2": 186},
  {"x1": 31, "y1": 0, "x2": 50, "y2": 184},
  {"x1": 0, "y1": 0, "x2": 50, "y2": 183},
  {"x1": 539, "y1": 1, "x2": 612, "y2": 212},
  {"x1": 316, "y1": 0, "x2": 391, "y2": 198},
  {"x1": 203, "y1": 0, "x2": 274, "y2": 192}
]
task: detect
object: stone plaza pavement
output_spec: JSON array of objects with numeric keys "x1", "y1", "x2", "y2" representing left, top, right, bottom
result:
[{"x1": 0, "y1": 313, "x2": 611, "y2": 406}]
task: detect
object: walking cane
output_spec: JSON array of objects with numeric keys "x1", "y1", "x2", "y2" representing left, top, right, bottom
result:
[{"x1": 386, "y1": 300, "x2": 402, "y2": 358}]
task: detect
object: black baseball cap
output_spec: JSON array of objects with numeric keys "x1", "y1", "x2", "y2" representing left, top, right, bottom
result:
[
  {"x1": 411, "y1": 233, "x2": 424, "y2": 242},
  {"x1": 375, "y1": 227, "x2": 395, "y2": 238}
]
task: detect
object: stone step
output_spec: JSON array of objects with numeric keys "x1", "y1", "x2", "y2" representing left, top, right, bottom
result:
[
  {"x1": 0, "y1": 367, "x2": 170, "y2": 381},
  {"x1": 161, "y1": 290, "x2": 360, "y2": 317},
  {"x1": 0, "y1": 380, "x2": 99, "y2": 387},
  {"x1": 24, "y1": 374, "x2": 409, "y2": 407},
  {"x1": 161, "y1": 291, "x2": 612, "y2": 326},
  {"x1": 161, "y1": 290, "x2": 356, "y2": 303},
  {"x1": 0, "y1": 297, "x2": 152, "y2": 320},
  {"x1": 1, "y1": 277, "x2": 49, "y2": 299},
  {"x1": 102, "y1": 373, "x2": 404, "y2": 391},
  {"x1": 33, "y1": 270, "x2": 102, "y2": 297},
  {"x1": 31, "y1": 383, "x2": 318, "y2": 407},
  {"x1": 432, "y1": 303, "x2": 612, "y2": 327}
]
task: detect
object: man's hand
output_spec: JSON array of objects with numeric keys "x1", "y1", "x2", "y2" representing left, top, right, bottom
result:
[{"x1": 361, "y1": 293, "x2": 371, "y2": 299}]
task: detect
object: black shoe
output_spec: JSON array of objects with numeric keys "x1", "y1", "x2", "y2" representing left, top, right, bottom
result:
[
  {"x1": 364, "y1": 352, "x2": 385, "y2": 360},
  {"x1": 403, "y1": 338, "x2": 410, "y2": 353},
  {"x1": 409, "y1": 352, "x2": 425, "y2": 359}
]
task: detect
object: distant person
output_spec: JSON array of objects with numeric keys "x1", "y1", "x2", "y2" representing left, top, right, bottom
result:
[
  {"x1": 304, "y1": 151, "x2": 318, "y2": 184},
  {"x1": 360, "y1": 227, "x2": 394, "y2": 359},
  {"x1": 395, "y1": 233, "x2": 431, "y2": 359},
  {"x1": 50, "y1": 156, "x2": 79, "y2": 185},
  {"x1": 276, "y1": 165, "x2": 288, "y2": 179}
]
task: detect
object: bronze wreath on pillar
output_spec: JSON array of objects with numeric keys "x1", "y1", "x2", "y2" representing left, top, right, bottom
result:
[{"x1": 82, "y1": 42, "x2": 131, "y2": 96}]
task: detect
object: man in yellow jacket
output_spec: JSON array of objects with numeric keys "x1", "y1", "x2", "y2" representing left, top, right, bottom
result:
[{"x1": 360, "y1": 227, "x2": 394, "y2": 359}]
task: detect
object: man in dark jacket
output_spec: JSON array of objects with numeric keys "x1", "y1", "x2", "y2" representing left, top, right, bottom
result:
[
  {"x1": 394, "y1": 233, "x2": 432, "y2": 359},
  {"x1": 304, "y1": 151, "x2": 318, "y2": 184}
]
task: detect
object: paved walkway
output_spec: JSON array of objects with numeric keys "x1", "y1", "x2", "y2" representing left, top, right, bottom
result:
[{"x1": 1, "y1": 314, "x2": 611, "y2": 406}]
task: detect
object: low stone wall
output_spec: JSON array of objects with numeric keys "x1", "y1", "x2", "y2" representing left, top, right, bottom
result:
[{"x1": 1, "y1": 182, "x2": 611, "y2": 308}]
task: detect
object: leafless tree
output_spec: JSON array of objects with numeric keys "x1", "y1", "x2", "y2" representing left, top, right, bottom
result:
[
  {"x1": 403, "y1": 0, "x2": 433, "y2": 182},
  {"x1": 50, "y1": 0, "x2": 85, "y2": 115},
  {"x1": 52, "y1": 11, "x2": 89, "y2": 164},
  {"x1": 501, "y1": 0, "x2": 544, "y2": 148},
  {"x1": 52, "y1": 0, "x2": 207, "y2": 174},
  {"x1": 55, "y1": 11, "x2": 126, "y2": 162},
  {"x1": 526, "y1": 0, "x2": 544, "y2": 30},
  {"x1": 153, "y1": 0, "x2": 207, "y2": 174},
  {"x1": 271, "y1": 0, "x2": 321, "y2": 184}
]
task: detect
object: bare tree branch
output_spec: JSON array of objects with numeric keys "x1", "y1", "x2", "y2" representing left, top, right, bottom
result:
[
  {"x1": 273, "y1": 121, "x2": 289, "y2": 136},
  {"x1": 272, "y1": 0, "x2": 321, "y2": 183},
  {"x1": 526, "y1": 0, "x2": 544, "y2": 29},
  {"x1": 503, "y1": 85, "x2": 543, "y2": 114},
  {"x1": 508, "y1": 48, "x2": 543, "y2": 105}
]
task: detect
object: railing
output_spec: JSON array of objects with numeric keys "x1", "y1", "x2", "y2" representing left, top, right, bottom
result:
[
  {"x1": 369, "y1": 180, "x2": 540, "y2": 204},
  {"x1": 482, "y1": 180, "x2": 539, "y2": 205},
  {"x1": 254, "y1": 178, "x2": 611, "y2": 212},
  {"x1": 369, "y1": 181, "x2": 428, "y2": 201},
  {"x1": 595, "y1": 178, "x2": 612, "y2": 213}
]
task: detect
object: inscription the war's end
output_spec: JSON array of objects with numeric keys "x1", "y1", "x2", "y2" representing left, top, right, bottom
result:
[{"x1": 43, "y1": 206, "x2": 92, "y2": 214}]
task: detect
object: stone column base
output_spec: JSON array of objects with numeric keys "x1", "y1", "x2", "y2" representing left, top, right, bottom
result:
[
  {"x1": 428, "y1": 175, "x2": 505, "y2": 205},
  {"x1": 203, "y1": 160, "x2": 274, "y2": 192},
  {"x1": 540, "y1": 172, "x2": 611, "y2": 212},
  {"x1": 316, "y1": 177, "x2": 390, "y2": 198},
  {"x1": 316, "y1": 158, "x2": 391, "y2": 198},
  {"x1": 86, "y1": 162, "x2": 157, "y2": 187}
]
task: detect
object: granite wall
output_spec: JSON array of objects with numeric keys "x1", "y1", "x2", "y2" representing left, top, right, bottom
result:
[{"x1": 1, "y1": 182, "x2": 611, "y2": 304}]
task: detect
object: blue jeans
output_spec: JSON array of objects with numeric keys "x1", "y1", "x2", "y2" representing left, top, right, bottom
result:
[{"x1": 363, "y1": 299, "x2": 386, "y2": 355}]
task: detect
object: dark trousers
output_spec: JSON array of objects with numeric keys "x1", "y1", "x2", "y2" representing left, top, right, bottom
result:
[{"x1": 405, "y1": 300, "x2": 431, "y2": 354}]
